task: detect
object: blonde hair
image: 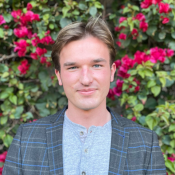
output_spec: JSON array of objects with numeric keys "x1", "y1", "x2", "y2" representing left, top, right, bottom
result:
[{"x1": 51, "y1": 17, "x2": 116, "y2": 71}]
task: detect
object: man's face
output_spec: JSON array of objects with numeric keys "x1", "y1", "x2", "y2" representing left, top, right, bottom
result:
[{"x1": 55, "y1": 36, "x2": 116, "y2": 111}]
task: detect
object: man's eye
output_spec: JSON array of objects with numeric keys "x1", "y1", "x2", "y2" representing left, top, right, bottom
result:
[
  {"x1": 68, "y1": 66, "x2": 77, "y2": 70},
  {"x1": 93, "y1": 64, "x2": 102, "y2": 68}
]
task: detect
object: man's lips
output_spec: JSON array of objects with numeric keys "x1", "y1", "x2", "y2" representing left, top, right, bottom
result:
[{"x1": 77, "y1": 88, "x2": 97, "y2": 95}]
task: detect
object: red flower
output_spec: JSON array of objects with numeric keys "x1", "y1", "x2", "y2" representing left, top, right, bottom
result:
[
  {"x1": 114, "y1": 26, "x2": 121, "y2": 32},
  {"x1": 40, "y1": 36, "x2": 54, "y2": 45},
  {"x1": 152, "y1": 0, "x2": 161, "y2": 4},
  {"x1": 30, "y1": 53, "x2": 38, "y2": 60},
  {"x1": 158, "y1": 2, "x2": 170, "y2": 14},
  {"x1": 114, "y1": 60, "x2": 121, "y2": 69},
  {"x1": 135, "y1": 13, "x2": 146, "y2": 21},
  {"x1": 0, "y1": 15, "x2": 5, "y2": 25},
  {"x1": 113, "y1": 79, "x2": 124, "y2": 96},
  {"x1": 11, "y1": 10, "x2": 23, "y2": 22},
  {"x1": 18, "y1": 60, "x2": 30, "y2": 75},
  {"x1": 166, "y1": 49, "x2": 174, "y2": 57},
  {"x1": 40, "y1": 56, "x2": 47, "y2": 64},
  {"x1": 116, "y1": 41, "x2": 121, "y2": 47},
  {"x1": 117, "y1": 66, "x2": 130, "y2": 78},
  {"x1": 0, "y1": 113, "x2": 2, "y2": 117},
  {"x1": 119, "y1": 33, "x2": 127, "y2": 40},
  {"x1": 141, "y1": 0, "x2": 152, "y2": 9},
  {"x1": 3, "y1": 25, "x2": 9, "y2": 29},
  {"x1": 139, "y1": 21, "x2": 148, "y2": 32},
  {"x1": 31, "y1": 36, "x2": 40, "y2": 46},
  {"x1": 46, "y1": 62, "x2": 51, "y2": 67},
  {"x1": 119, "y1": 17, "x2": 127, "y2": 23},
  {"x1": 131, "y1": 28, "x2": 139, "y2": 40},
  {"x1": 27, "y1": 3, "x2": 33, "y2": 11},
  {"x1": 14, "y1": 40, "x2": 29, "y2": 57},
  {"x1": 20, "y1": 11, "x2": 40, "y2": 25},
  {"x1": 14, "y1": 26, "x2": 29, "y2": 38},
  {"x1": 36, "y1": 47, "x2": 47, "y2": 56},
  {"x1": 107, "y1": 89, "x2": 115, "y2": 100},
  {"x1": 131, "y1": 116, "x2": 137, "y2": 121},
  {"x1": 122, "y1": 55, "x2": 134, "y2": 69},
  {"x1": 134, "y1": 86, "x2": 140, "y2": 92},
  {"x1": 162, "y1": 17, "x2": 169, "y2": 24},
  {"x1": 0, "y1": 151, "x2": 7, "y2": 163}
]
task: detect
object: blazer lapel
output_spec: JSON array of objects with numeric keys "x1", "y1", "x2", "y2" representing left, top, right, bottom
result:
[
  {"x1": 46, "y1": 106, "x2": 67, "y2": 175},
  {"x1": 108, "y1": 108, "x2": 130, "y2": 175}
]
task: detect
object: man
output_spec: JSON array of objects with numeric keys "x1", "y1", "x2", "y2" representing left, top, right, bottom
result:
[{"x1": 3, "y1": 17, "x2": 166, "y2": 175}]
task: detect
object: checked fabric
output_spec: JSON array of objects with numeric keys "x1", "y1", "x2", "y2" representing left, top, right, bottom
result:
[{"x1": 3, "y1": 106, "x2": 166, "y2": 175}]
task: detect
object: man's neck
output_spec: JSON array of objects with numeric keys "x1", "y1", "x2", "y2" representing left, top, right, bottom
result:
[{"x1": 65, "y1": 102, "x2": 111, "y2": 129}]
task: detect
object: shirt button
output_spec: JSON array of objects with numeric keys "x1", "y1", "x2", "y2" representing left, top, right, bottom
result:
[
  {"x1": 80, "y1": 131, "x2": 84, "y2": 136},
  {"x1": 82, "y1": 171, "x2": 86, "y2": 175},
  {"x1": 84, "y1": 149, "x2": 88, "y2": 153}
]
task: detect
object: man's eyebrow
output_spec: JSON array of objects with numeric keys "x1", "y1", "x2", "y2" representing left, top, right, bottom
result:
[
  {"x1": 63, "y1": 62, "x2": 77, "y2": 67},
  {"x1": 92, "y1": 58, "x2": 107, "y2": 63}
]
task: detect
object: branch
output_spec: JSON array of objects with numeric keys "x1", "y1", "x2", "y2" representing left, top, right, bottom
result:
[{"x1": 0, "y1": 53, "x2": 18, "y2": 62}]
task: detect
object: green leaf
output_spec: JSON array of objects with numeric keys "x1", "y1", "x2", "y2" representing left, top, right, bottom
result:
[
  {"x1": 146, "y1": 26, "x2": 157, "y2": 36},
  {"x1": 122, "y1": 83, "x2": 129, "y2": 91},
  {"x1": 151, "y1": 85, "x2": 161, "y2": 97},
  {"x1": 62, "y1": 6, "x2": 71, "y2": 18},
  {"x1": 165, "y1": 160, "x2": 175, "y2": 173},
  {"x1": 121, "y1": 38, "x2": 131, "y2": 48},
  {"x1": 0, "y1": 116, "x2": 8, "y2": 125},
  {"x1": 159, "y1": 77, "x2": 166, "y2": 87},
  {"x1": 145, "y1": 97, "x2": 157, "y2": 109},
  {"x1": 49, "y1": 23, "x2": 54, "y2": 29},
  {"x1": 134, "y1": 104, "x2": 144, "y2": 111},
  {"x1": 60, "y1": 18, "x2": 72, "y2": 28},
  {"x1": 162, "y1": 135, "x2": 171, "y2": 145},
  {"x1": 94, "y1": 1, "x2": 102, "y2": 8},
  {"x1": 3, "y1": 13, "x2": 12, "y2": 23},
  {"x1": 0, "y1": 64, "x2": 8, "y2": 72},
  {"x1": 58, "y1": 97, "x2": 68, "y2": 108},
  {"x1": 138, "y1": 70, "x2": 145, "y2": 78},
  {"x1": 146, "y1": 116, "x2": 159, "y2": 130},
  {"x1": 0, "y1": 91, "x2": 9, "y2": 99},
  {"x1": 170, "y1": 140, "x2": 175, "y2": 148},
  {"x1": 165, "y1": 79, "x2": 174, "y2": 87},
  {"x1": 3, "y1": 134, "x2": 13, "y2": 147},
  {"x1": 158, "y1": 32, "x2": 166, "y2": 40},
  {"x1": 169, "y1": 124, "x2": 175, "y2": 132},
  {"x1": 139, "y1": 116, "x2": 146, "y2": 125},
  {"x1": 35, "y1": 103, "x2": 50, "y2": 117},
  {"x1": 9, "y1": 95, "x2": 17, "y2": 105},
  {"x1": 78, "y1": 1, "x2": 88, "y2": 10},
  {"x1": 0, "y1": 130, "x2": 5, "y2": 139},
  {"x1": 169, "y1": 41, "x2": 175, "y2": 50},
  {"x1": 14, "y1": 106, "x2": 24, "y2": 119},
  {"x1": 171, "y1": 32, "x2": 175, "y2": 39},
  {"x1": 147, "y1": 80, "x2": 156, "y2": 88},
  {"x1": 89, "y1": 6, "x2": 97, "y2": 16},
  {"x1": 0, "y1": 28, "x2": 4, "y2": 38}
]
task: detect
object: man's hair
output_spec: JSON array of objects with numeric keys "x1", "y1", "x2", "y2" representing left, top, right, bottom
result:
[{"x1": 51, "y1": 17, "x2": 116, "y2": 71}]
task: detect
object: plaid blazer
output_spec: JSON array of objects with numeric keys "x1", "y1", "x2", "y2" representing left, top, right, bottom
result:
[{"x1": 3, "y1": 106, "x2": 166, "y2": 175}]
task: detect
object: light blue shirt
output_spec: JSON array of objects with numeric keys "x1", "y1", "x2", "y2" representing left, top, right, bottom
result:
[{"x1": 63, "y1": 112, "x2": 112, "y2": 175}]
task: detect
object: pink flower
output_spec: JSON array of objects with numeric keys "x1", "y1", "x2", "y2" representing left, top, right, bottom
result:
[
  {"x1": 117, "y1": 66, "x2": 130, "y2": 78},
  {"x1": 46, "y1": 62, "x2": 51, "y2": 67},
  {"x1": 114, "y1": 60, "x2": 121, "y2": 69},
  {"x1": 18, "y1": 60, "x2": 30, "y2": 75},
  {"x1": 113, "y1": 79, "x2": 124, "y2": 96},
  {"x1": 40, "y1": 56, "x2": 47, "y2": 64},
  {"x1": 119, "y1": 17, "x2": 127, "y2": 23},
  {"x1": 116, "y1": 41, "x2": 121, "y2": 47},
  {"x1": 45, "y1": 30, "x2": 50, "y2": 35},
  {"x1": 14, "y1": 40, "x2": 29, "y2": 57},
  {"x1": 162, "y1": 17, "x2": 169, "y2": 24},
  {"x1": 27, "y1": 3, "x2": 33, "y2": 11},
  {"x1": 131, "y1": 116, "x2": 137, "y2": 121},
  {"x1": 20, "y1": 11, "x2": 40, "y2": 25},
  {"x1": 141, "y1": 0, "x2": 152, "y2": 9},
  {"x1": 11, "y1": 10, "x2": 22, "y2": 22},
  {"x1": 152, "y1": 0, "x2": 161, "y2": 4},
  {"x1": 134, "y1": 51, "x2": 150, "y2": 64},
  {"x1": 14, "y1": 26, "x2": 29, "y2": 38},
  {"x1": 30, "y1": 53, "x2": 38, "y2": 60},
  {"x1": 122, "y1": 55, "x2": 134, "y2": 69},
  {"x1": 131, "y1": 28, "x2": 139, "y2": 40},
  {"x1": 0, "y1": 15, "x2": 6, "y2": 25},
  {"x1": 150, "y1": 47, "x2": 166, "y2": 63},
  {"x1": 135, "y1": 13, "x2": 146, "y2": 21},
  {"x1": 31, "y1": 36, "x2": 40, "y2": 46},
  {"x1": 119, "y1": 33, "x2": 127, "y2": 40},
  {"x1": 134, "y1": 86, "x2": 140, "y2": 92},
  {"x1": 159, "y1": 2, "x2": 170, "y2": 14},
  {"x1": 0, "y1": 113, "x2": 2, "y2": 117},
  {"x1": 166, "y1": 49, "x2": 174, "y2": 57},
  {"x1": 0, "y1": 151, "x2": 7, "y2": 163},
  {"x1": 139, "y1": 21, "x2": 148, "y2": 32},
  {"x1": 36, "y1": 47, "x2": 47, "y2": 56},
  {"x1": 40, "y1": 36, "x2": 54, "y2": 45}
]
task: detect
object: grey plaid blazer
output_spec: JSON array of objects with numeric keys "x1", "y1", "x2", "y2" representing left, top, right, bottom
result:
[{"x1": 3, "y1": 106, "x2": 166, "y2": 175}]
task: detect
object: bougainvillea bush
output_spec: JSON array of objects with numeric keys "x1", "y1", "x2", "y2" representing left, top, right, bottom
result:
[
  {"x1": 0, "y1": 0, "x2": 175, "y2": 174},
  {"x1": 107, "y1": 0, "x2": 175, "y2": 174},
  {"x1": 0, "y1": 0, "x2": 103, "y2": 173}
]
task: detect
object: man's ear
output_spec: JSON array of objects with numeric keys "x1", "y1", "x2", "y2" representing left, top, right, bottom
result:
[
  {"x1": 55, "y1": 69, "x2": 63, "y2": 86},
  {"x1": 110, "y1": 63, "x2": 116, "y2": 82}
]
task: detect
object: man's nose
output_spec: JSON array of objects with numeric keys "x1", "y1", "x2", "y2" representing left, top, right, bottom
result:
[{"x1": 79, "y1": 67, "x2": 93, "y2": 86}]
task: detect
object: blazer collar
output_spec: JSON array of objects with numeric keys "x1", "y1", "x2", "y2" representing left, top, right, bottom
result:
[{"x1": 46, "y1": 106, "x2": 130, "y2": 175}]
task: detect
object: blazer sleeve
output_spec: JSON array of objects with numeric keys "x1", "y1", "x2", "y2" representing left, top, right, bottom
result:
[
  {"x1": 146, "y1": 131, "x2": 166, "y2": 175},
  {"x1": 2, "y1": 125, "x2": 23, "y2": 175}
]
